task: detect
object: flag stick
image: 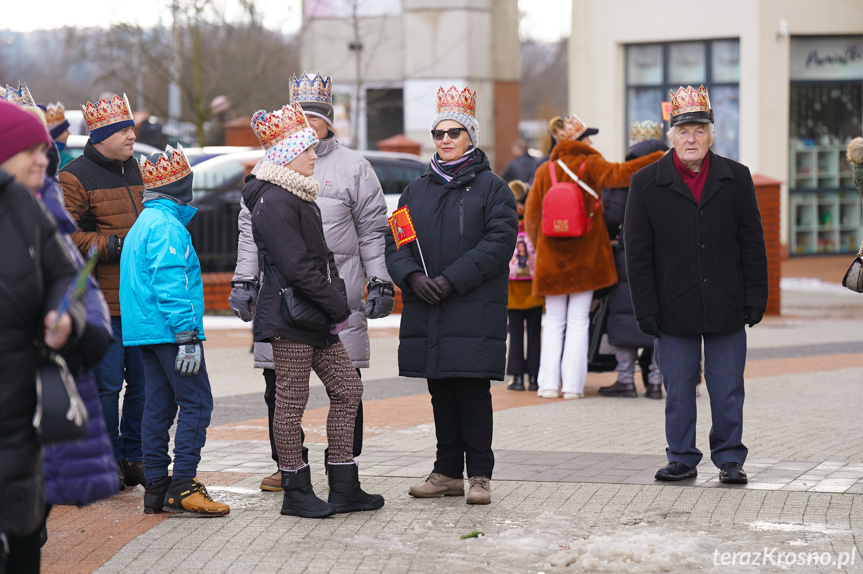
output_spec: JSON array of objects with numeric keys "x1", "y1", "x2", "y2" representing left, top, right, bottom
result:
[{"x1": 415, "y1": 237, "x2": 429, "y2": 276}]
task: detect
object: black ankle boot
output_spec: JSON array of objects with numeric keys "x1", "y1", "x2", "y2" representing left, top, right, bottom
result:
[
  {"x1": 326, "y1": 462, "x2": 384, "y2": 513},
  {"x1": 144, "y1": 476, "x2": 172, "y2": 514},
  {"x1": 506, "y1": 374, "x2": 525, "y2": 391},
  {"x1": 281, "y1": 466, "x2": 336, "y2": 518},
  {"x1": 527, "y1": 374, "x2": 539, "y2": 391}
]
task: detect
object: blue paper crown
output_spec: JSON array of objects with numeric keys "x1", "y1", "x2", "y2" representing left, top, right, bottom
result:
[
  {"x1": 290, "y1": 73, "x2": 332, "y2": 105},
  {"x1": 3, "y1": 82, "x2": 37, "y2": 109}
]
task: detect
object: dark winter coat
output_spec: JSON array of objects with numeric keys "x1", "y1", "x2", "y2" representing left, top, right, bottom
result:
[
  {"x1": 243, "y1": 175, "x2": 350, "y2": 348},
  {"x1": 0, "y1": 171, "x2": 85, "y2": 537},
  {"x1": 59, "y1": 141, "x2": 145, "y2": 316},
  {"x1": 624, "y1": 150, "x2": 768, "y2": 335},
  {"x1": 385, "y1": 149, "x2": 518, "y2": 380},
  {"x1": 40, "y1": 180, "x2": 119, "y2": 506},
  {"x1": 602, "y1": 139, "x2": 666, "y2": 349}
]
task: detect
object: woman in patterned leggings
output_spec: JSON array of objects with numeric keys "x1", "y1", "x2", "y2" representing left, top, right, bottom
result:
[{"x1": 242, "y1": 102, "x2": 384, "y2": 518}]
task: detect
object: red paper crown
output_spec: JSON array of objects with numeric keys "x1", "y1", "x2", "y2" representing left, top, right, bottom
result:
[
  {"x1": 557, "y1": 114, "x2": 588, "y2": 141},
  {"x1": 81, "y1": 93, "x2": 133, "y2": 132},
  {"x1": 138, "y1": 145, "x2": 192, "y2": 190},
  {"x1": 44, "y1": 102, "x2": 66, "y2": 129},
  {"x1": 435, "y1": 86, "x2": 476, "y2": 117},
  {"x1": 250, "y1": 102, "x2": 310, "y2": 150},
  {"x1": 669, "y1": 85, "x2": 711, "y2": 117}
]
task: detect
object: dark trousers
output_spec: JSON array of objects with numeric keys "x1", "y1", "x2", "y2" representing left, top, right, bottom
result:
[
  {"x1": 654, "y1": 328, "x2": 747, "y2": 469},
  {"x1": 428, "y1": 377, "x2": 494, "y2": 479},
  {"x1": 264, "y1": 367, "x2": 363, "y2": 465},
  {"x1": 506, "y1": 306, "x2": 542, "y2": 376},
  {"x1": 140, "y1": 344, "x2": 213, "y2": 484},
  {"x1": 1, "y1": 526, "x2": 41, "y2": 574}
]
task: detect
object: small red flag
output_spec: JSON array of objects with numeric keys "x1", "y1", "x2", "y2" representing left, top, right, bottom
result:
[{"x1": 389, "y1": 206, "x2": 418, "y2": 251}]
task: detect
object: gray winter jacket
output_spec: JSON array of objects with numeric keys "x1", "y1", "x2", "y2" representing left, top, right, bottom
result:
[{"x1": 232, "y1": 136, "x2": 390, "y2": 368}]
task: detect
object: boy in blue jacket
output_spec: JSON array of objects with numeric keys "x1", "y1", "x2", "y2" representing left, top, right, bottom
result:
[{"x1": 120, "y1": 146, "x2": 229, "y2": 516}]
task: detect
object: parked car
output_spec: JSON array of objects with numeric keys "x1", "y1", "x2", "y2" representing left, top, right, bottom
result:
[
  {"x1": 182, "y1": 146, "x2": 256, "y2": 166},
  {"x1": 63, "y1": 135, "x2": 160, "y2": 162},
  {"x1": 188, "y1": 148, "x2": 426, "y2": 272}
]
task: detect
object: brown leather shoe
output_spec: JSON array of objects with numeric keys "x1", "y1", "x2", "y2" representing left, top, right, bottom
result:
[
  {"x1": 645, "y1": 383, "x2": 663, "y2": 399},
  {"x1": 598, "y1": 381, "x2": 637, "y2": 397},
  {"x1": 466, "y1": 476, "x2": 491, "y2": 505},
  {"x1": 260, "y1": 470, "x2": 283, "y2": 492},
  {"x1": 408, "y1": 472, "x2": 464, "y2": 498}
]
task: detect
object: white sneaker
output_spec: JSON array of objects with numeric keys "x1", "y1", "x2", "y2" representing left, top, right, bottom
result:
[
  {"x1": 537, "y1": 390, "x2": 559, "y2": 399},
  {"x1": 563, "y1": 392, "x2": 584, "y2": 400}
]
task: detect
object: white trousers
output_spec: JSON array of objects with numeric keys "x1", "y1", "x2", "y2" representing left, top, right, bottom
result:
[{"x1": 537, "y1": 291, "x2": 593, "y2": 394}]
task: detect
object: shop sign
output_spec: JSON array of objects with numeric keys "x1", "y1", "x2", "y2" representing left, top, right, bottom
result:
[{"x1": 790, "y1": 36, "x2": 863, "y2": 81}]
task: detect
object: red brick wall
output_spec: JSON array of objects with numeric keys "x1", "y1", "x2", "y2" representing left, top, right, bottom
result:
[{"x1": 753, "y1": 174, "x2": 781, "y2": 315}]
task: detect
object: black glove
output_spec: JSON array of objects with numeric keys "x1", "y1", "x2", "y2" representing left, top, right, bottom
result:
[
  {"x1": 636, "y1": 314, "x2": 662, "y2": 338},
  {"x1": 406, "y1": 272, "x2": 441, "y2": 306},
  {"x1": 431, "y1": 275, "x2": 454, "y2": 301},
  {"x1": 229, "y1": 280, "x2": 258, "y2": 322},
  {"x1": 744, "y1": 306, "x2": 764, "y2": 328},
  {"x1": 107, "y1": 235, "x2": 123, "y2": 261},
  {"x1": 363, "y1": 277, "x2": 395, "y2": 319},
  {"x1": 175, "y1": 330, "x2": 202, "y2": 376}
]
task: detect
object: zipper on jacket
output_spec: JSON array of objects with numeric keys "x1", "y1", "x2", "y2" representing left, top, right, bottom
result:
[{"x1": 459, "y1": 198, "x2": 464, "y2": 238}]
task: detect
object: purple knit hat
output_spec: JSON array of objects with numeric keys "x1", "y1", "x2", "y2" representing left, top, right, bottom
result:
[{"x1": 0, "y1": 100, "x2": 51, "y2": 165}]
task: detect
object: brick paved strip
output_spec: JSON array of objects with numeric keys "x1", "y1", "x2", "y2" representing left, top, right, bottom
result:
[{"x1": 42, "y1": 471, "x2": 252, "y2": 574}]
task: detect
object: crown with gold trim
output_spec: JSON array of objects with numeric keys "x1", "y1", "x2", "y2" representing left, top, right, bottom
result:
[
  {"x1": 435, "y1": 86, "x2": 476, "y2": 118},
  {"x1": 250, "y1": 102, "x2": 311, "y2": 150},
  {"x1": 555, "y1": 114, "x2": 590, "y2": 142},
  {"x1": 81, "y1": 93, "x2": 134, "y2": 132},
  {"x1": 669, "y1": 85, "x2": 713, "y2": 125},
  {"x1": 290, "y1": 73, "x2": 332, "y2": 105},
  {"x1": 138, "y1": 145, "x2": 192, "y2": 190},
  {"x1": 44, "y1": 102, "x2": 66, "y2": 130},
  {"x1": 630, "y1": 120, "x2": 664, "y2": 145},
  {"x1": 3, "y1": 82, "x2": 36, "y2": 109}
]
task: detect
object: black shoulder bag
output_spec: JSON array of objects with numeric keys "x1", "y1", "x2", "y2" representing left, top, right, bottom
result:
[{"x1": 262, "y1": 257, "x2": 333, "y2": 332}]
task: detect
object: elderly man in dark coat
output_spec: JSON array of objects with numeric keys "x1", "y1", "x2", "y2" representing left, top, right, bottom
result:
[
  {"x1": 624, "y1": 85, "x2": 768, "y2": 485},
  {"x1": 386, "y1": 85, "x2": 517, "y2": 505}
]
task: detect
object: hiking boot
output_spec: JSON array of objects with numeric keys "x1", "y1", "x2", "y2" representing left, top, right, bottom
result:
[
  {"x1": 408, "y1": 472, "x2": 464, "y2": 498},
  {"x1": 281, "y1": 465, "x2": 336, "y2": 518},
  {"x1": 163, "y1": 478, "x2": 230, "y2": 517},
  {"x1": 117, "y1": 462, "x2": 126, "y2": 491},
  {"x1": 506, "y1": 374, "x2": 525, "y2": 391},
  {"x1": 260, "y1": 470, "x2": 283, "y2": 492},
  {"x1": 326, "y1": 462, "x2": 384, "y2": 513},
  {"x1": 597, "y1": 381, "x2": 638, "y2": 398},
  {"x1": 466, "y1": 476, "x2": 491, "y2": 505},
  {"x1": 122, "y1": 461, "x2": 146, "y2": 487},
  {"x1": 144, "y1": 476, "x2": 172, "y2": 514}
]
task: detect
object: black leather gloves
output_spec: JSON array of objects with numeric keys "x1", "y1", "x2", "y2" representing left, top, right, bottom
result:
[
  {"x1": 407, "y1": 272, "x2": 441, "y2": 305},
  {"x1": 636, "y1": 314, "x2": 662, "y2": 337},
  {"x1": 363, "y1": 277, "x2": 395, "y2": 319},
  {"x1": 744, "y1": 306, "x2": 764, "y2": 328},
  {"x1": 431, "y1": 275, "x2": 454, "y2": 301},
  {"x1": 107, "y1": 235, "x2": 123, "y2": 261},
  {"x1": 229, "y1": 280, "x2": 258, "y2": 322}
]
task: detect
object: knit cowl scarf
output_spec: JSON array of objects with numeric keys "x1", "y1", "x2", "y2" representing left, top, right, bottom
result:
[
  {"x1": 256, "y1": 161, "x2": 320, "y2": 202},
  {"x1": 430, "y1": 147, "x2": 477, "y2": 183}
]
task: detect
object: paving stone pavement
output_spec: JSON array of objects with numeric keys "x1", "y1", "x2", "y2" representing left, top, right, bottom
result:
[{"x1": 41, "y1": 273, "x2": 863, "y2": 573}]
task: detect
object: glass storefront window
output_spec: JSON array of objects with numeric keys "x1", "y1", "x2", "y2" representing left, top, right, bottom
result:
[
  {"x1": 626, "y1": 88, "x2": 664, "y2": 136},
  {"x1": 627, "y1": 44, "x2": 663, "y2": 85},
  {"x1": 710, "y1": 85, "x2": 739, "y2": 161},
  {"x1": 668, "y1": 42, "x2": 706, "y2": 85},
  {"x1": 712, "y1": 40, "x2": 740, "y2": 83}
]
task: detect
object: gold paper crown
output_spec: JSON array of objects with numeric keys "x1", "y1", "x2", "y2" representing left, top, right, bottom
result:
[
  {"x1": 250, "y1": 102, "x2": 310, "y2": 150},
  {"x1": 435, "y1": 86, "x2": 476, "y2": 117},
  {"x1": 138, "y1": 145, "x2": 192, "y2": 190},
  {"x1": 290, "y1": 73, "x2": 332, "y2": 105},
  {"x1": 669, "y1": 85, "x2": 711, "y2": 117},
  {"x1": 630, "y1": 120, "x2": 664, "y2": 144},
  {"x1": 556, "y1": 114, "x2": 588, "y2": 141},
  {"x1": 44, "y1": 102, "x2": 66, "y2": 130},
  {"x1": 81, "y1": 93, "x2": 134, "y2": 132}
]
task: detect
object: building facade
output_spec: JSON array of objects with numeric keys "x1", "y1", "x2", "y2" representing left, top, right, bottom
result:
[
  {"x1": 569, "y1": 0, "x2": 863, "y2": 255},
  {"x1": 300, "y1": 0, "x2": 520, "y2": 172}
]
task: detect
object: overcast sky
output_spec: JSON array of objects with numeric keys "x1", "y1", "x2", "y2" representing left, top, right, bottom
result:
[{"x1": 0, "y1": 0, "x2": 571, "y2": 42}]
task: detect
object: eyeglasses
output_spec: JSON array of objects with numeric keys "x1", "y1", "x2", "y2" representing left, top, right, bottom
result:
[
  {"x1": 431, "y1": 128, "x2": 467, "y2": 140},
  {"x1": 677, "y1": 128, "x2": 709, "y2": 140}
]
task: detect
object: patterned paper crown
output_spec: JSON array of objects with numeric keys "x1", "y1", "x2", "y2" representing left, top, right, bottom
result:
[
  {"x1": 290, "y1": 73, "x2": 332, "y2": 105},
  {"x1": 557, "y1": 114, "x2": 589, "y2": 141},
  {"x1": 669, "y1": 85, "x2": 711, "y2": 117},
  {"x1": 3, "y1": 82, "x2": 37, "y2": 109},
  {"x1": 81, "y1": 93, "x2": 134, "y2": 132},
  {"x1": 250, "y1": 102, "x2": 311, "y2": 150},
  {"x1": 435, "y1": 86, "x2": 476, "y2": 117},
  {"x1": 138, "y1": 145, "x2": 192, "y2": 190},
  {"x1": 44, "y1": 102, "x2": 67, "y2": 130},
  {"x1": 630, "y1": 120, "x2": 664, "y2": 144}
]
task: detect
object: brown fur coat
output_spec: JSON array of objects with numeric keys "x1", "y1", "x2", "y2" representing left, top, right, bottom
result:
[{"x1": 525, "y1": 140, "x2": 664, "y2": 296}]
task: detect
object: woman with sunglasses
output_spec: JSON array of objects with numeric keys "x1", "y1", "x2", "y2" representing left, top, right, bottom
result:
[{"x1": 385, "y1": 86, "x2": 517, "y2": 505}]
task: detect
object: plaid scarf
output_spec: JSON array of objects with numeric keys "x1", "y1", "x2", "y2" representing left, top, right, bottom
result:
[{"x1": 430, "y1": 147, "x2": 477, "y2": 183}]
